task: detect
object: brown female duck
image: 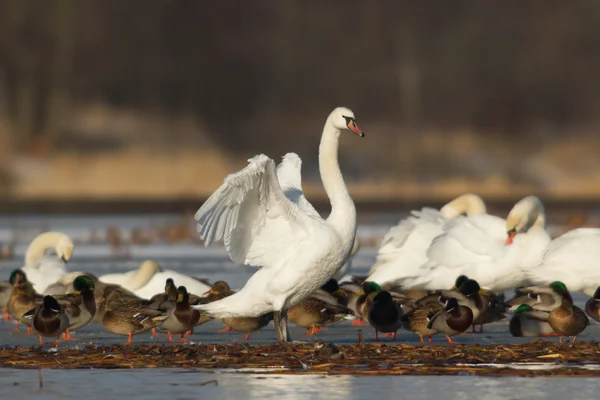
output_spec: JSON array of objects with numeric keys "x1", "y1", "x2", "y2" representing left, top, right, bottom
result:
[
  {"x1": 6, "y1": 270, "x2": 42, "y2": 334},
  {"x1": 521, "y1": 281, "x2": 588, "y2": 343}
]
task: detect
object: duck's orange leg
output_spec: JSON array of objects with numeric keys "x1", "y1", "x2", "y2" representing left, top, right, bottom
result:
[
  {"x1": 26, "y1": 326, "x2": 33, "y2": 335},
  {"x1": 11, "y1": 321, "x2": 20, "y2": 332},
  {"x1": 244, "y1": 332, "x2": 252, "y2": 340},
  {"x1": 184, "y1": 329, "x2": 193, "y2": 336},
  {"x1": 419, "y1": 335, "x2": 424, "y2": 343},
  {"x1": 218, "y1": 325, "x2": 232, "y2": 333},
  {"x1": 38, "y1": 336, "x2": 43, "y2": 346},
  {"x1": 352, "y1": 318, "x2": 365, "y2": 326},
  {"x1": 542, "y1": 332, "x2": 559, "y2": 337},
  {"x1": 445, "y1": 335, "x2": 460, "y2": 344},
  {"x1": 53, "y1": 339, "x2": 61, "y2": 346},
  {"x1": 559, "y1": 336, "x2": 563, "y2": 344},
  {"x1": 151, "y1": 328, "x2": 157, "y2": 335},
  {"x1": 62, "y1": 328, "x2": 79, "y2": 341},
  {"x1": 428, "y1": 336, "x2": 433, "y2": 343},
  {"x1": 122, "y1": 331, "x2": 134, "y2": 344},
  {"x1": 572, "y1": 336, "x2": 577, "y2": 343},
  {"x1": 2, "y1": 308, "x2": 10, "y2": 321}
]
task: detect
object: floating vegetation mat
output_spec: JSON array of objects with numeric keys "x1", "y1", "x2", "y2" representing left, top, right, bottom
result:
[{"x1": 2, "y1": 340, "x2": 600, "y2": 377}]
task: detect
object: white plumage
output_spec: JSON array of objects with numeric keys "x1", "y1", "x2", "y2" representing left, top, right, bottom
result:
[
  {"x1": 193, "y1": 107, "x2": 363, "y2": 324},
  {"x1": 402, "y1": 196, "x2": 551, "y2": 292},
  {"x1": 367, "y1": 194, "x2": 486, "y2": 287},
  {"x1": 527, "y1": 228, "x2": 600, "y2": 296}
]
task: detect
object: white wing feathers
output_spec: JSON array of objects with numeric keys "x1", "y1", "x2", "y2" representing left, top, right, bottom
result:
[
  {"x1": 195, "y1": 154, "x2": 319, "y2": 268},
  {"x1": 276, "y1": 153, "x2": 321, "y2": 219}
]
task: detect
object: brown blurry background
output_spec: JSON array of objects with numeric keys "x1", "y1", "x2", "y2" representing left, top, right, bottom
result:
[{"x1": 1, "y1": 1, "x2": 600, "y2": 210}]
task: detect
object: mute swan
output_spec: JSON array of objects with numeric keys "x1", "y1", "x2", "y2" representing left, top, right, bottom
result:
[
  {"x1": 99, "y1": 260, "x2": 160, "y2": 291},
  {"x1": 21, "y1": 232, "x2": 73, "y2": 293},
  {"x1": 192, "y1": 107, "x2": 364, "y2": 342},
  {"x1": 99, "y1": 260, "x2": 211, "y2": 298},
  {"x1": 403, "y1": 196, "x2": 550, "y2": 292},
  {"x1": 526, "y1": 228, "x2": 600, "y2": 296},
  {"x1": 367, "y1": 194, "x2": 486, "y2": 287}
]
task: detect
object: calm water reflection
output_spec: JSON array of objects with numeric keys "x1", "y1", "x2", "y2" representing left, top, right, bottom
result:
[{"x1": 0, "y1": 369, "x2": 597, "y2": 400}]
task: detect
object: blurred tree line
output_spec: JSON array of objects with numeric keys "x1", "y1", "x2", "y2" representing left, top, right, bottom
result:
[{"x1": 0, "y1": 1, "x2": 599, "y2": 170}]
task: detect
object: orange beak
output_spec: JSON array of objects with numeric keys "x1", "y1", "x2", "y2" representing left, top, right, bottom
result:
[
  {"x1": 505, "y1": 231, "x2": 516, "y2": 245},
  {"x1": 347, "y1": 119, "x2": 365, "y2": 137},
  {"x1": 203, "y1": 288, "x2": 218, "y2": 296}
]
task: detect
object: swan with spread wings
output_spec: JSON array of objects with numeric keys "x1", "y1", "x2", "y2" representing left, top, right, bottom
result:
[{"x1": 193, "y1": 107, "x2": 365, "y2": 342}]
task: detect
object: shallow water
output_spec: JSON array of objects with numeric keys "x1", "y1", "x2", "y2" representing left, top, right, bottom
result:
[{"x1": 1, "y1": 369, "x2": 599, "y2": 400}]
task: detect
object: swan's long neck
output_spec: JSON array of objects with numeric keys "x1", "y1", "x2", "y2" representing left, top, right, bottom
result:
[
  {"x1": 320, "y1": 120, "x2": 356, "y2": 246},
  {"x1": 125, "y1": 264, "x2": 157, "y2": 291},
  {"x1": 24, "y1": 232, "x2": 67, "y2": 266}
]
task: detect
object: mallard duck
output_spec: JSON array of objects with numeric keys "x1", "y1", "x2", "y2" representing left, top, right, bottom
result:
[
  {"x1": 506, "y1": 287, "x2": 555, "y2": 311},
  {"x1": 440, "y1": 278, "x2": 488, "y2": 330},
  {"x1": 144, "y1": 278, "x2": 177, "y2": 309},
  {"x1": 508, "y1": 304, "x2": 555, "y2": 337},
  {"x1": 51, "y1": 275, "x2": 97, "y2": 340},
  {"x1": 158, "y1": 286, "x2": 201, "y2": 342},
  {"x1": 0, "y1": 269, "x2": 26, "y2": 321},
  {"x1": 547, "y1": 282, "x2": 589, "y2": 343},
  {"x1": 93, "y1": 283, "x2": 140, "y2": 324},
  {"x1": 354, "y1": 281, "x2": 382, "y2": 325},
  {"x1": 102, "y1": 290, "x2": 168, "y2": 344},
  {"x1": 427, "y1": 297, "x2": 473, "y2": 343},
  {"x1": 194, "y1": 280, "x2": 272, "y2": 338},
  {"x1": 520, "y1": 281, "x2": 589, "y2": 343},
  {"x1": 221, "y1": 313, "x2": 274, "y2": 340},
  {"x1": 6, "y1": 270, "x2": 42, "y2": 333},
  {"x1": 288, "y1": 287, "x2": 353, "y2": 336},
  {"x1": 367, "y1": 291, "x2": 404, "y2": 341},
  {"x1": 401, "y1": 294, "x2": 444, "y2": 342},
  {"x1": 585, "y1": 286, "x2": 600, "y2": 323},
  {"x1": 24, "y1": 295, "x2": 70, "y2": 346}
]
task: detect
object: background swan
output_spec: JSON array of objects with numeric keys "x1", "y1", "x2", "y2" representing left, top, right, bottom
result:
[
  {"x1": 193, "y1": 107, "x2": 364, "y2": 342},
  {"x1": 99, "y1": 260, "x2": 160, "y2": 291},
  {"x1": 526, "y1": 228, "x2": 600, "y2": 296},
  {"x1": 21, "y1": 232, "x2": 73, "y2": 293},
  {"x1": 403, "y1": 196, "x2": 550, "y2": 292},
  {"x1": 366, "y1": 194, "x2": 486, "y2": 287}
]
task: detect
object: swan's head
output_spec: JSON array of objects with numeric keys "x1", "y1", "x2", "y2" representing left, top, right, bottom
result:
[
  {"x1": 440, "y1": 194, "x2": 487, "y2": 219},
  {"x1": 329, "y1": 107, "x2": 364, "y2": 137},
  {"x1": 505, "y1": 196, "x2": 545, "y2": 245},
  {"x1": 56, "y1": 236, "x2": 74, "y2": 263},
  {"x1": 9, "y1": 269, "x2": 26, "y2": 285}
]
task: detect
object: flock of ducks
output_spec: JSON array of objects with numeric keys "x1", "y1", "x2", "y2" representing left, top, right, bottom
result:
[{"x1": 2, "y1": 106, "x2": 600, "y2": 346}]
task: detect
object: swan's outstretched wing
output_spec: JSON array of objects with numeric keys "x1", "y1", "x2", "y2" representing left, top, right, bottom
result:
[
  {"x1": 196, "y1": 154, "x2": 322, "y2": 268},
  {"x1": 528, "y1": 228, "x2": 600, "y2": 291},
  {"x1": 276, "y1": 153, "x2": 321, "y2": 220}
]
